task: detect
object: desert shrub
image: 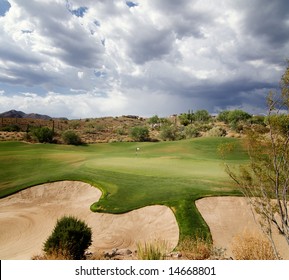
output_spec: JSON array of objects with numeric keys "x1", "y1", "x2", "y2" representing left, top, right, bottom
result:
[
  {"x1": 116, "y1": 127, "x2": 126, "y2": 135},
  {"x1": 160, "y1": 125, "x2": 178, "y2": 141},
  {"x1": 136, "y1": 240, "x2": 168, "y2": 260},
  {"x1": 31, "y1": 127, "x2": 54, "y2": 143},
  {"x1": 69, "y1": 120, "x2": 80, "y2": 129},
  {"x1": 178, "y1": 236, "x2": 212, "y2": 260},
  {"x1": 184, "y1": 126, "x2": 201, "y2": 138},
  {"x1": 130, "y1": 126, "x2": 149, "y2": 141},
  {"x1": 231, "y1": 231, "x2": 277, "y2": 260},
  {"x1": 148, "y1": 115, "x2": 160, "y2": 126},
  {"x1": 206, "y1": 126, "x2": 227, "y2": 137},
  {"x1": 62, "y1": 130, "x2": 82, "y2": 145},
  {"x1": 179, "y1": 113, "x2": 192, "y2": 126},
  {"x1": 250, "y1": 115, "x2": 265, "y2": 125},
  {"x1": 1, "y1": 124, "x2": 21, "y2": 132},
  {"x1": 265, "y1": 114, "x2": 289, "y2": 136},
  {"x1": 43, "y1": 216, "x2": 92, "y2": 260},
  {"x1": 194, "y1": 110, "x2": 211, "y2": 122},
  {"x1": 228, "y1": 109, "x2": 252, "y2": 123},
  {"x1": 217, "y1": 110, "x2": 230, "y2": 123}
]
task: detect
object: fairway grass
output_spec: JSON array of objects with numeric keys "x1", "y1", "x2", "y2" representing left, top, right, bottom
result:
[{"x1": 0, "y1": 137, "x2": 247, "y2": 241}]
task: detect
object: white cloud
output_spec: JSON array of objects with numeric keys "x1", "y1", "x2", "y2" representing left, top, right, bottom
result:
[{"x1": 77, "y1": 71, "x2": 84, "y2": 79}]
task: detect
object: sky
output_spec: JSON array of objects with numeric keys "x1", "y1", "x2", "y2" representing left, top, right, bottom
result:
[{"x1": 0, "y1": 0, "x2": 288, "y2": 119}]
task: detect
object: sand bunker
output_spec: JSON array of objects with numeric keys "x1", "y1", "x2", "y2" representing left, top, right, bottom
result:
[
  {"x1": 196, "y1": 196, "x2": 289, "y2": 259},
  {"x1": 2, "y1": 182, "x2": 289, "y2": 260},
  {"x1": 0, "y1": 181, "x2": 179, "y2": 260}
]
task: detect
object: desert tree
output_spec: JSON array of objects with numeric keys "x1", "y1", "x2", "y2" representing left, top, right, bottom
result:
[
  {"x1": 130, "y1": 126, "x2": 150, "y2": 142},
  {"x1": 224, "y1": 64, "x2": 289, "y2": 259}
]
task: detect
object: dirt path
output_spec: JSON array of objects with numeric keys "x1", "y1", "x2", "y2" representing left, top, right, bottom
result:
[{"x1": 0, "y1": 181, "x2": 179, "y2": 259}]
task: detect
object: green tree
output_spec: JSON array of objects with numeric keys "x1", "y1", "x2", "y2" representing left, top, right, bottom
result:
[
  {"x1": 62, "y1": 130, "x2": 82, "y2": 145},
  {"x1": 194, "y1": 110, "x2": 211, "y2": 122},
  {"x1": 43, "y1": 216, "x2": 92, "y2": 260},
  {"x1": 217, "y1": 110, "x2": 230, "y2": 123},
  {"x1": 225, "y1": 65, "x2": 289, "y2": 259},
  {"x1": 228, "y1": 109, "x2": 251, "y2": 124},
  {"x1": 179, "y1": 110, "x2": 194, "y2": 126},
  {"x1": 130, "y1": 126, "x2": 149, "y2": 141}
]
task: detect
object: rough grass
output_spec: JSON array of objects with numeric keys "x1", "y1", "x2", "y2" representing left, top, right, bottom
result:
[
  {"x1": 136, "y1": 240, "x2": 168, "y2": 260},
  {"x1": 231, "y1": 230, "x2": 277, "y2": 260},
  {"x1": 0, "y1": 138, "x2": 247, "y2": 241},
  {"x1": 177, "y1": 236, "x2": 213, "y2": 260}
]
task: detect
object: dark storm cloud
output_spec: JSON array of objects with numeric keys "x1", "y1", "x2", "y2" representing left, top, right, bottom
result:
[
  {"x1": 240, "y1": 0, "x2": 289, "y2": 48},
  {"x1": 127, "y1": 28, "x2": 175, "y2": 64}
]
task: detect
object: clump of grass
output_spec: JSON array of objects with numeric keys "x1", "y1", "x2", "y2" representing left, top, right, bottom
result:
[
  {"x1": 178, "y1": 236, "x2": 213, "y2": 260},
  {"x1": 32, "y1": 249, "x2": 71, "y2": 260},
  {"x1": 136, "y1": 240, "x2": 168, "y2": 260},
  {"x1": 231, "y1": 230, "x2": 277, "y2": 260}
]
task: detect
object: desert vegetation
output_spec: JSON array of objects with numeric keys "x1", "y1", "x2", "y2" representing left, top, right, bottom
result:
[
  {"x1": 224, "y1": 65, "x2": 289, "y2": 259},
  {"x1": 42, "y1": 216, "x2": 92, "y2": 260}
]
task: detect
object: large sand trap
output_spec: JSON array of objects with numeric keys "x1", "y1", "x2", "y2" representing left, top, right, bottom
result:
[
  {"x1": 0, "y1": 181, "x2": 179, "y2": 260},
  {"x1": 196, "y1": 196, "x2": 289, "y2": 259}
]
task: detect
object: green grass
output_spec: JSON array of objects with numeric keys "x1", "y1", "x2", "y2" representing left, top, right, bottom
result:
[{"x1": 0, "y1": 137, "x2": 247, "y2": 242}]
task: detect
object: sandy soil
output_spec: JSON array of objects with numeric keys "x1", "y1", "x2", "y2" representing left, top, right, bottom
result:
[
  {"x1": 0, "y1": 181, "x2": 179, "y2": 260},
  {"x1": 196, "y1": 196, "x2": 289, "y2": 259}
]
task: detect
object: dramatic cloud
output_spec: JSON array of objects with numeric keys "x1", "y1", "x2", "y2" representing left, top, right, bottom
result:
[{"x1": 0, "y1": 0, "x2": 288, "y2": 118}]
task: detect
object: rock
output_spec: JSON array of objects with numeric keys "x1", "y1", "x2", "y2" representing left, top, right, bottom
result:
[
  {"x1": 104, "y1": 248, "x2": 132, "y2": 259},
  {"x1": 117, "y1": 249, "x2": 132, "y2": 256}
]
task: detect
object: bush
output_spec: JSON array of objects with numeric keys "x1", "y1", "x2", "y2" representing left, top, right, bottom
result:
[
  {"x1": 43, "y1": 216, "x2": 92, "y2": 260},
  {"x1": 184, "y1": 126, "x2": 201, "y2": 138},
  {"x1": 32, "y1": 127, "x2": 54, "y2": 143},
  {"x1": 62, "y1": 130, "x2": 82, "y2": 145},
  {"x1": 206, "y1": 126, "x2": 227, "y2": 137},
  {"x1": 228, "y1": 109, "x2": 252, "y2": 123},
  {"x1": 194, "y1": 110, "x2": 211, "y2": 122},
  {"x1": 160, "y1": 125, "x2": 178, "y2": 141},
  {"x1": 1, "y1": 124, "x2": 21, "y2": 132},
  {"x1": 130, "y1": 126, "x2": 149, "y2": 141}
]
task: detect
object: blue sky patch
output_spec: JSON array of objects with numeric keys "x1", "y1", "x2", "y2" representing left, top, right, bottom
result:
[
  {"x1": 70, "y1": 6, "x2": 88, "y2": 17},
  {"x1": 126, "y1": 1, "x2": 138, "y2": 8},
  {"x1": 0, "y1": 0, "x2": 11, "y2": 17}
]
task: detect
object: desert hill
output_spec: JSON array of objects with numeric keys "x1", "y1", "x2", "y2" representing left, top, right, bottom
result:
[{"x1": 0, "y1": 109, "x2": 52, "y2": 120}]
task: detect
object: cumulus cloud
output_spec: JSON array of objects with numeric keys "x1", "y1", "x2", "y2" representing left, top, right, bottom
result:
[{"x1": 0, "y1": 0, "x2": 288, "y2": 118}]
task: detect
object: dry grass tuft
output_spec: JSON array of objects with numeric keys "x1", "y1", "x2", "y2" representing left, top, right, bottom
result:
[
  {"x1": 136, "y1": 240, "x2": 168, "y2": 260},
  {"x1": 178, "y1": 236, "x2": 213, "y2": 260},
  {"x1": 231, "y1": 230, "x2": 277, "y2": 260},
  {"x1": 32, "y1": 250, "x2": 71, "y2": 260}
]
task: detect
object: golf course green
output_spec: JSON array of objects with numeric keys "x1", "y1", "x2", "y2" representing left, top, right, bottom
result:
[{"x1": 0, "y1": 137, "x2": 247, "y2": 241}]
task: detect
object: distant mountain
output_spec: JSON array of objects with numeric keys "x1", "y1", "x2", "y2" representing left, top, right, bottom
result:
[{"x1": 0, "y1": 110, "x2": 52, "y2": 120}]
